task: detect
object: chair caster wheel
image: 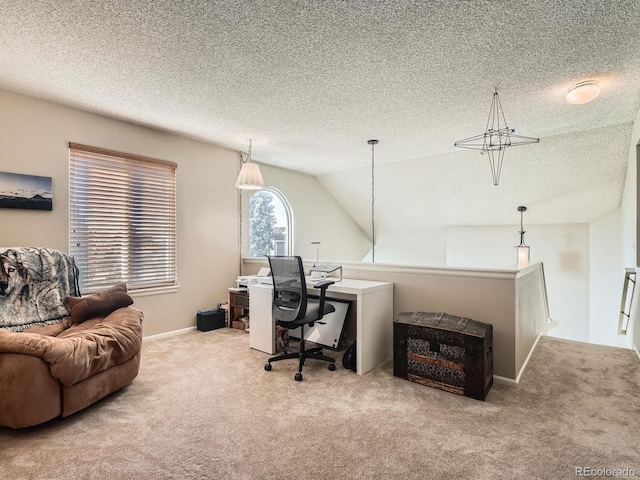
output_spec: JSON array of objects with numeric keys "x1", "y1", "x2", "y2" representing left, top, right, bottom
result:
[
  {"x1": 295, "y1": 372, "x2": 303, "y2": 381},
  {"x1": 265, "y1": 363, "x2": 272, "y2": 371},
  {"x1": 328, "y1": 363, "x2": 336, "y2": 371}
]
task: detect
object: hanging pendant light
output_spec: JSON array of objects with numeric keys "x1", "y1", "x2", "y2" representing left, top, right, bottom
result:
[
  {"x1": 235, "y1": 139, "x2": 265, "y2": 190},
  {"x1": 516, "y1": 206, "x2": 530, "y2": 268},
  {"x1": 454, "y1": 90, "x2": 539, "y2": 186},
  {"x1": 368, "y1": 139, "x2": 378, "y2": 263}
]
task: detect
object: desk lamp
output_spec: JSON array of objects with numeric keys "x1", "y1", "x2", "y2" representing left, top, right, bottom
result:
[{"x1": 312, "y1": 241, "x2": 321, "y2": 267}]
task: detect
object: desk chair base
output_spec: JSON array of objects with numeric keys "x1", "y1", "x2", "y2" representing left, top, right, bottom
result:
[{"x1": 265, "y1": 338, "x2": 336, "y2": 382}]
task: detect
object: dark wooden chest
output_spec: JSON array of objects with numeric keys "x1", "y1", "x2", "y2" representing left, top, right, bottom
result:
[{"x1": 393, "y1": 312, "x2": 493, "y2": 401}]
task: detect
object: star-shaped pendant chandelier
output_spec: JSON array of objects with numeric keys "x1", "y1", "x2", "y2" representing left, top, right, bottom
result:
[{"x1": 454, "y1": 90, "x2": 539, "y2": 185}]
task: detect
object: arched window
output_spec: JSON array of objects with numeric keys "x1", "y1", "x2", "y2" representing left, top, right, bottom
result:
[{"x1": 249, "y1": 188, "x2": 292, "y2": 257}]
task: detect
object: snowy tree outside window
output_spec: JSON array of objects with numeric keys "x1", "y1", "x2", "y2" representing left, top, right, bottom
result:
[{"x1": 249, "y1": 188, "x2": 291, "y2": 257}]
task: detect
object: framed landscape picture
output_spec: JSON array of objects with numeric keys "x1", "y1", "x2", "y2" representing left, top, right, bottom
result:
[{"x1": 0, "y1": 171, "x2": 53, "y2": 211}]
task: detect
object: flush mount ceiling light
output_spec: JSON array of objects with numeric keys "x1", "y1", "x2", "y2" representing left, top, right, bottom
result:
[
  {"x1": 566, "y1": 80, "x2": 600, "y2": 105},
  {"x1": 454, "y1": 90, "x2": 539, "y2": 186},
  {"x1": 235, "y1": 139, "x2": 265, "y2": 190}
]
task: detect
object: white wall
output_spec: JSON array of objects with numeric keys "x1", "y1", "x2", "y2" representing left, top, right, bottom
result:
[
  {"x1": 447, "y1": 224, "x2": 590, "y2": 342},
  {"x1": 589, "y1": 208, "x2": 628, "y2": 348},
  {"x1": 365, "y1": 226, "x2": 447, "y2": 266},
  {"x1": 446, "y1": 225, "x2": 518, "y2": 268},
  {"x1": 0, "y1": 89, "x2": 240, "y2": 337}
]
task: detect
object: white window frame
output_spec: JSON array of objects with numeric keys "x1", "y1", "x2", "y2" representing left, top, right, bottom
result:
[
  {"x1": 69, "y1": 143, "x2": 177, "y2": 294},
  {"x1": 248, "y1": 187, "x2": 293, "y2": 258}
]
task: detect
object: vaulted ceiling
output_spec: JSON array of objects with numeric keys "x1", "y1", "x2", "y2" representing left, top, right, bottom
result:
[{"x1": 1, "y1": 0, "x2": 639, "y2": 227}]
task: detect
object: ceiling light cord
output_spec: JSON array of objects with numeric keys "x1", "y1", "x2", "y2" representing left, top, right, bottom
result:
[{"x1": 368, "y1": 140, "x2": 379, "y2": 263}]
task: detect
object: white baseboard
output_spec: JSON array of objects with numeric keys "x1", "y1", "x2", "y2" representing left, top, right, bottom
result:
[
  {"x1": 514, "y1": 332, "x2": 543, "y2": 385},
  {"x1": 143, "y1": 326, "x2": 196, "y2": 342},
  {"x1": 634, "y1": 344, "x2": 640, "y2": 361},
  {"x1": 493, "y1": 332, "x2": 543, "y2": 388},
  {"x1": 493, "y1": 375, "x2": 518, "y2": 387}
]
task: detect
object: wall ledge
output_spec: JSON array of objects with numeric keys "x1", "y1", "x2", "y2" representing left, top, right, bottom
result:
[{"x1": 242, "y1": 257, "x2": 531, "y2": 280}]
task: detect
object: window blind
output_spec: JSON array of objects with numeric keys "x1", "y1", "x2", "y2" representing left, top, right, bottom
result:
[{"x1": 69, "y1": 143, "x2": 177, "y2": 293}]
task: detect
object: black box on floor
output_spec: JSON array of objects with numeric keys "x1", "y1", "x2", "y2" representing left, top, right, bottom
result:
[
  {"x1": 197, "y1": 309, "x2": 226, "y2": 331},
  {"x1": 393, "y1": 312, "x2": 493, "y2": 401}
]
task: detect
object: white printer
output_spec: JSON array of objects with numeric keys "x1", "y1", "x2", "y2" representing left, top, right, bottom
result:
[
  {"x1": 236, "y1": 267, "x2": 272, "y2": 288},
  {"x1": 236, "y1": 276, "x2": 259, "y2": 288}
]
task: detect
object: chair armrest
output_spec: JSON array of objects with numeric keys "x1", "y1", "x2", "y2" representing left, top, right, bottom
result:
[
  {"x1": 312, "y1": 280, "x2": 335, "y2": 320},
  {"x1": 312, "y1": 279, "x2": 335, "y2": 290}
]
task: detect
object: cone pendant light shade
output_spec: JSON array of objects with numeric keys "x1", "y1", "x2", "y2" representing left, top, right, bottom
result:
[
  {"x1": 235, "y1": 139, "x2": 265, "y2": 190},
  {"x1": 235, "y1": 162, "x2": 264, "y2": 190}
]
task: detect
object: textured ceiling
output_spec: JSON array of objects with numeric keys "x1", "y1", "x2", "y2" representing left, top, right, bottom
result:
[{"x1": 1, "y1": 0, "x2": 640, "y2": 227}]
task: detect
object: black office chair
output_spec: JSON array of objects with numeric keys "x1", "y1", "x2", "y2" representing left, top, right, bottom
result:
[{"x1": 264, "y1": 255, "x2": 336, "y2": 381}]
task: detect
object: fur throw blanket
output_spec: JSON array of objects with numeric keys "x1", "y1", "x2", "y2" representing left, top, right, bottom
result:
[{"x1": 0, "y1": 247, "x2": 80, "y2": 332}]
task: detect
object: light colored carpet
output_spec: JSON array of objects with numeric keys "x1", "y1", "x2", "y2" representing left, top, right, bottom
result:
[{"x1": 1, "y1": 330, "x2": 639, "y2": 480}]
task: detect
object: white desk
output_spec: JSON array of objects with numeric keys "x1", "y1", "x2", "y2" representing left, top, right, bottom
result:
[{"x1": 249, "y1": 278, "x2": 394, "y2": 375}]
